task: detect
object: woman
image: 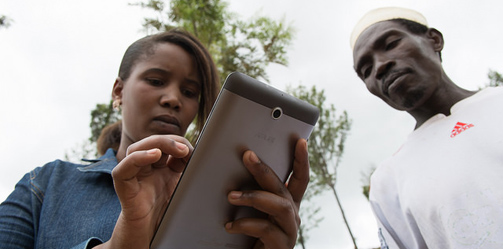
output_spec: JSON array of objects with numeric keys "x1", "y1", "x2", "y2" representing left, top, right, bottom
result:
[{"x1": 0, "y1": 29, "x2": 309, "y2": 249}]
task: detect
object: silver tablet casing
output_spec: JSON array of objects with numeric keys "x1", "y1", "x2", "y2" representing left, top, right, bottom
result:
[{"x1": 150, "y1": 72, "x2": 319, "y2": 249}]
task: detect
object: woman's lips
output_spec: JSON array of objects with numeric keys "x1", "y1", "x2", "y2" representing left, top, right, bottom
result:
[{"x1": 152, "y1": 115, "x2": 181, "y2": 133}]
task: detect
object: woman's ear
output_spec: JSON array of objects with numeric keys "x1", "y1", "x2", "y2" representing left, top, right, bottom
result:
[
  {"x1": 427, "y1": 28, "x2": 444, "y2": 53},
  {"x1": 112, "y1": 77, "x2": 124, "y2": 101}
]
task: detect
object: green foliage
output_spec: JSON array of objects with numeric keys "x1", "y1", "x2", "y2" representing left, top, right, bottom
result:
[
  {"x1": 90, "y1": 100, "x2": 121, "y2": 143},
  {"x1": 0, "y1": 15, "x2": 13, "y2": 28},
  {"x1": 131, "y1": 0, "x2": 294, "y2": 82},
  {"x1": 361, "y1": 165, "x2": 376, "y2": 200},
  {"x1": 487, "y1": 69, "x2": 503, "y2": 87},
  {"x1": 132, "y1": 0, "x2": 228, "y2": 48},
  {"x1": 362, "y1": 185, "x2": 370, "y2": 201}
]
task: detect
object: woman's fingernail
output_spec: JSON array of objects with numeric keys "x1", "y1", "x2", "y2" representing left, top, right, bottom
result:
[
  {"x1": 176, "y1": 141, "x2": 187, "y2": 151},
  {"x1": 147, "y1": 148, "x2": 159, "y2": 154},
  {"x1": 229, "y1": 191, "x2": 242, "y2": 199}
]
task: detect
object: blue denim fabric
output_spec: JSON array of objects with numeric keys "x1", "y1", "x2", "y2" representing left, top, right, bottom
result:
[{"x1": 0, "y1": 149, "x2": 120, "y2": 249}]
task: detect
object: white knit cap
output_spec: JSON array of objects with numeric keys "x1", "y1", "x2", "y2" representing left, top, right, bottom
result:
[{"x1": 350, "y1": 7, "x2": 428, "y2": 50}]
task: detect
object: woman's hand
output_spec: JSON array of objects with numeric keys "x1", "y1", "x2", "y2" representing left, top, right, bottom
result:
[
  {"x1": 96, "y1": 135, "x2": 192, "y2": 249},
  {"x1": 225, "y1": 139, "x2": 310, "y2": 249}
]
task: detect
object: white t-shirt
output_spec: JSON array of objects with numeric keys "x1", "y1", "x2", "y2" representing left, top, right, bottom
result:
[{"x1": 370, "y1": 86, "x2": 503, "y2": 249}]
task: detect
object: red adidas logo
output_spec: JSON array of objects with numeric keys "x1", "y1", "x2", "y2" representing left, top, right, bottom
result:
[{"x1": 450, "y1": 122, "x2": 474, "y2": 138}]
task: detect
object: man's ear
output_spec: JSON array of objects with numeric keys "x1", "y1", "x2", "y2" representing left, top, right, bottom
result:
[
  {"x1": 112, "y1": 77, "x2": 124, "y2": 101},
  {"x1": 427, "y1": 28, "x2": 444, "y2": 53}
]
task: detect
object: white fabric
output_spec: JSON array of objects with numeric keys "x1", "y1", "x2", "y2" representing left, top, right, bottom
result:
[
  {"x1": 369, "y1": 86, "x2": 503, "y2": 249},
  {"x1": 350, "y1": 7, "x2": 428, "y2": 50}
]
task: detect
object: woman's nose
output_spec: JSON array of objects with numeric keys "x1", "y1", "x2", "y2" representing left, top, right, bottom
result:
[{"x1": 160, "y1": 85, "x2": 182, "y2": 110}]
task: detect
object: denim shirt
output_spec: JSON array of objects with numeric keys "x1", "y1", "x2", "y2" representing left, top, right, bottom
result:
[{"x1": 0, "y1": 149, "x2": 120, "y2": 249}]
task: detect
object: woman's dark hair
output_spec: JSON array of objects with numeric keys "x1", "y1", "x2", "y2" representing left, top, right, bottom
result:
[
  {"x1": 97, "y1": 120, "x2": 122, "y2": 155},
  {"x1": 97, "y1": 29, "x2": 220, "y2": 155}
]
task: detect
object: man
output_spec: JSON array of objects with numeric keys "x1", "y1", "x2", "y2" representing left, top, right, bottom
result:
[{"x1": 351, "y1": 7, "x2": 503, "y2": 249}]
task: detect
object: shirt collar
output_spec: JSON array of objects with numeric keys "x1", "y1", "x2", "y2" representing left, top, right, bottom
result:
[{"x1": 77, "y1": 148, "x2": 118, "y2": 174}]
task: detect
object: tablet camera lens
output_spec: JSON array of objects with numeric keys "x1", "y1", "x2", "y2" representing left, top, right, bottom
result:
[{"x1": 272, "y1": 107, "x2": 282, "y2": 119}]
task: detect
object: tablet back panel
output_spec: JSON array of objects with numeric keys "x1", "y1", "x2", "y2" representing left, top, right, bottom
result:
[{"x1": 151, "y1": 72, "x2": 319, "y2": 249}]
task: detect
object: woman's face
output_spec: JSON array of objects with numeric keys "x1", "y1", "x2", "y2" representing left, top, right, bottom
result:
[{"x1": 113, "y1": 42, "x2": 201, "y2": 147}]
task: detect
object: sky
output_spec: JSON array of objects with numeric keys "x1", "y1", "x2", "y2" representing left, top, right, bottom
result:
[{"x1": 1, "y1": 0, "x2": 503, "y2": 248}]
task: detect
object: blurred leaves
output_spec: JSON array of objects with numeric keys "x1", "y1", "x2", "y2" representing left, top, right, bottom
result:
[
  {"x1": 486, "y1": 69, "x2": 503, "y2": 87},
  {"x1": 131, "y1": 0, "x2": 294, "y2": 82},
  {"x1": 90, "y1": 100, "x2": 121, "y2": 144},
  {"x1": 0, "y1": 15, "x2": 13, "y2": 29}
]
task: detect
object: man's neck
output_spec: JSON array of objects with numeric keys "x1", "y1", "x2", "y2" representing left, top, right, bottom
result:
[{"x1": 410, "y1": 84, "x2": 477, "y2": 129}]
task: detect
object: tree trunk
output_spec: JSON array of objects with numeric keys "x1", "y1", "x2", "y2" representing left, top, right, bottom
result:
[
  {"x1": 329, "y1": 183, "x2": 358, "y2": 249},
  {"x1": 297, "y1": 226, "x2": 307, "y2": 249}
]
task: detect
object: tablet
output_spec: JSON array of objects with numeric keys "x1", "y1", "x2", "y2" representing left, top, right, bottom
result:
[{"x1": 150, "y1": 72, "x2": 319, "y2": 249}]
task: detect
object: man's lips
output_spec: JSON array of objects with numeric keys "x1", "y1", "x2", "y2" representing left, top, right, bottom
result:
[{"x1": 382, "y1": 68, "x2": 412, "y2": 96}]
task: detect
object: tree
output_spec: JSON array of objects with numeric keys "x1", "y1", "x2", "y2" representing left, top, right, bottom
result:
[
  {"x1": 486, "y1": 69, "x2": 503, "y2": 87},
  {"x1": 0, "y1": 15, "x2": 13, "y2": 29},
  {"x1": 296, "y1": 181, "x2": 324, "y2": 249},
  {"x1": 361, "y1": 165, "x2": 376, "y2": 200},
  {"x1": 287, "y1": 85, "x2": 355, "y2": 248},
  {"x1": 89, "y1": 100, "x2": 121, "y2": 144},
  {"x1": 132, "y1": 0, "x2": 294, "y2": 82}
]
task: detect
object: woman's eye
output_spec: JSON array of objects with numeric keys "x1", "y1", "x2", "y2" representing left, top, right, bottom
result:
[
  {"x1": 146, "y1": 78, "x2": 164, "y2": 86},
  {"x1": 182, "y1": 88, "x2": 199, "y2": 98}
]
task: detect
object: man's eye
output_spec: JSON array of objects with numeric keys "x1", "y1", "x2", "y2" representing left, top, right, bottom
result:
[
  {"x1": 385, "y1": 39, "x2": 401, "y2": 51},
  {"x1": 362, "y1": 65, "x2": 372, "y2": 79}
]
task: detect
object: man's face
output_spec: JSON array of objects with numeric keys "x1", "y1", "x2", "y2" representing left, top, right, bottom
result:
[{"x1": 352, "y1": 21, "x2": 443, "y2": 112}]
